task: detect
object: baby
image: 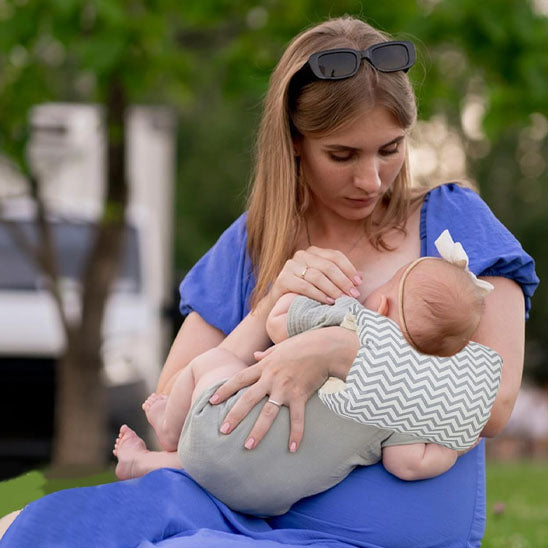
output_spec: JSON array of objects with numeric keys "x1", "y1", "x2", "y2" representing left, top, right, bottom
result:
[{"x1": 113, "y1": 232, "x2": 494, "y2": 516}]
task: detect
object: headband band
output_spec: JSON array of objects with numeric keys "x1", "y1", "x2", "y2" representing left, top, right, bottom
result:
[{"x1": 397, "y1": 257, "x2": 431, "y2": 352}]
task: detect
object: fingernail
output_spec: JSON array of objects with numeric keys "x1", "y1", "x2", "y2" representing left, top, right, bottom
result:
[
  {"x1": 290, "y1": 441, "x2": 297, "y2": 453},
  {"x1": 209, "y1": 394, "x2": 220, "y2": 404},
  {"x1": 350, "y1": 288, "x2": 360, "y2": 298},
  {"x1": 244, "y1": 437, "x2": 255, "y2": 450},
  {"x1": 326, "y1": 297, "x2": 335, "y2": 304},
  {"x1": 220, "y1": 422, "x2": 231, "y2": 434},
  {"x1": 353, "y1": 275, "x2": 363, "y2": 285}
]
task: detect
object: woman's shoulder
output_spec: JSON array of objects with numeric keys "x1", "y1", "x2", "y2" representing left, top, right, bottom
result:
[
  {"x1": 419, "y1": 181, "x2": 506, "y2": 241},
  {"x1": 418, "y1": 181, "x2": 539, "y2": 317},
  {"x1": 421, "y1": 181, "x2": 484, "y2": 209},
  {"x1": 216, "y1": 211, "x2": 249, "y2": 245}
]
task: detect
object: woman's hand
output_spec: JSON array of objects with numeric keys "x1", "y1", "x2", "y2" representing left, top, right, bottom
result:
[
  {"x1": 267, "y1": 246, "x2": 362, "y2": 308},
  {"x1": 209, "y1": 326, "x2": 359, "y2": 452}
]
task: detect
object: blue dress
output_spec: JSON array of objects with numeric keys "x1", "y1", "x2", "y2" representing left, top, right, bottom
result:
[{"x1": 1, "y1": 184, "x2": 539, "y2": 548}]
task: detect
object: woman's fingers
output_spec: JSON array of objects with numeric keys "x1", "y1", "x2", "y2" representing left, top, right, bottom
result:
[
  {"x1": 292, "y1": 248, "x2": 362, "y2": 301},
  {"x1": 288, "y1": 399, "x2": 306, "y2": 452},
  {"x1": 209, "y1": 364, "x2": 261, "y2": 404},
  {"x1": 253, "y1": 347, "x2": 274, "y2": 360},
  {"x1": 217, "y1": 383, "x2": 269, "y2": 434},
  {"x1": 242, "y1": 398, "x2": 283, "y2": 450}
]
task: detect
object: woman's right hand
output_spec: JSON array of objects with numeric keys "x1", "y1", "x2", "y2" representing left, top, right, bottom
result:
[{"x1": 267, "y1": 246, "x2": 362, "y2": 308}]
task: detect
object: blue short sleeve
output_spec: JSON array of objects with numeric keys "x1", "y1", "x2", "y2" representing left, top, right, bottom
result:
[
  {"x1": 420, "y1": 183, "x2": 539, "y2": 318},
  {"x1": 179, "y1": 213, "x2": 255, "y2": 335}
]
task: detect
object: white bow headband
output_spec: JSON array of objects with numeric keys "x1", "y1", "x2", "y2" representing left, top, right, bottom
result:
[{"x1": 434, "y1": 229, "x2": 494, "y2": 297}]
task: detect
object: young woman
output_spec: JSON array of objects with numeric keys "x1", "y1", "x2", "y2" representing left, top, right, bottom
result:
[{"x1": 0, "y1": 15, "x2": 538, "y2": 548}]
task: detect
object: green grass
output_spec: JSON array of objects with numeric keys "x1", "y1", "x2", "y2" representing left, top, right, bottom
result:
[
  {"x1": 484, "y1": 461, "x2": 548, "y2": 548},
  {"x1": 0, "y1": 468, "x2": 117, "y2": 516},
  {"x1": 1, "y1": 461, "x2": 547, "y2": 546}
]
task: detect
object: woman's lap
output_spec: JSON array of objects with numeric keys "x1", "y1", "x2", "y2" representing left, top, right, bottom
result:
[
  {"x1": 273, "y1": 443, "x2": 486, "y2": 548},
  {"x1": 1, "y1": 444, "x2": 485, "y2": 548}
]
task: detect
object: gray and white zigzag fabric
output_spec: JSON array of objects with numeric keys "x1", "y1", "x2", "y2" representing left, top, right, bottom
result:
[{"x1": 319, "y1": 305, "x2": 503, "y2": 451}]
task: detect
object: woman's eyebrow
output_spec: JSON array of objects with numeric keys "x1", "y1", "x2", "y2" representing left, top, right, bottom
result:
[
  {"x1": 323, "y1": 135, "x2": 405, "y2": 151},
  {"x1": 323, "y1": 144, "x2": 359, "y2": 151}
]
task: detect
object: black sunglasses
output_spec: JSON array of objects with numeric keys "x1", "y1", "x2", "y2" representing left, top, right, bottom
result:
[
  {"x1": 307, "y1": 41, "x2": 416, "y2": 80},
  {"x1": 290, "y1": 41, "x2": 416, "y2": 97}
]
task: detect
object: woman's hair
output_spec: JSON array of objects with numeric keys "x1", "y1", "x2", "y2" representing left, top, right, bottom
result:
[
  {"x1": 246, "y1": 16, "x2": 418, "y2": 308},
  {"x1": 402, "y1": 259, "x2": 485, "y2": 357}
]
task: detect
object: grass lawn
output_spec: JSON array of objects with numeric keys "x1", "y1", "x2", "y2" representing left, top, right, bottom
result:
[
  {"x1": 484, "y1": 461, "x2": 548, "y2": 547},
  {"x1": 1, "y1": 460, "x2": 547, "y2": 545}
]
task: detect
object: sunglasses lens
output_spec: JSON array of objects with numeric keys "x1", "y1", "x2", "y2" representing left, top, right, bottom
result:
[
  {"x1": 371, "y1": 44, "x2": 410, "y2": 71},
  {"x1": 317, "y1": 51, "x2": 358, "y2": 78}
]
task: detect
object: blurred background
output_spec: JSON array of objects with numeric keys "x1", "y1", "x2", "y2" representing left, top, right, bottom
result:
[{"x1": 0, "y1": 0, "x2": 547, "y2": 543}]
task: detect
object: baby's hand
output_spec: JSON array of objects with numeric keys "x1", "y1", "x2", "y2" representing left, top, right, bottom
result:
[{"x1": 266, "y1": 293, "x2": 300, "y2": 343}]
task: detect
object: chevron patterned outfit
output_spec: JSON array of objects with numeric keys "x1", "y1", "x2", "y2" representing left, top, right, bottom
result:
[{"x1": 3, "y1": 184, "x2": 539, "y2": 548}]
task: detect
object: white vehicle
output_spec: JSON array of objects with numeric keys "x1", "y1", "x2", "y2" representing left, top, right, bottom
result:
[{"x1": 0, "y1": 104, "x2": 176, "y2": 472}]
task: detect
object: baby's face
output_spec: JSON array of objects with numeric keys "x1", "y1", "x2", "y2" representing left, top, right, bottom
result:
[{"x1": 362, "y1": 264, "x2": 408, "y2": 324}]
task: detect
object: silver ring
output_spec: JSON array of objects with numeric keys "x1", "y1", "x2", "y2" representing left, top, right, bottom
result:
[
  {"x1": 267, "y1": 398, "x2": 282, "y2": 408},
  {"x1": 299, "y1": 266, "x2": 309, "y2": 280}
]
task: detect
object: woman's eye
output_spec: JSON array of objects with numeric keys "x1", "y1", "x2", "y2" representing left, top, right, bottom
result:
[
  {"x1": 380, "y1": 143, "x2": 400, "y2": 156},
  {"x1": 329, "y1": 153, "x2": 353, "y2": 162}
]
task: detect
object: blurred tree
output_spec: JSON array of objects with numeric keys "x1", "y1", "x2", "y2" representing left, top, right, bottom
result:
[
  {"x1": 0, "y1": 0, "x2": 194, "y2": 469},
  {"x1": 0, "y1": 0, "x2": 546, "y2": 469}
]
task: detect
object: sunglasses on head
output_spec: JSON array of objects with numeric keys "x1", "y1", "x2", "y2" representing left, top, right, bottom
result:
[
  {"x1": 308, "y1": 41, "x2": 416, "y2": 80},
  {"x1": 291, "y1": 41, "x2": 416, "y2": 92}
]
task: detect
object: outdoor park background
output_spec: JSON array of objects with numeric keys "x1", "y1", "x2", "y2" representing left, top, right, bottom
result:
[{"x1": 1, "y1": 1, "x2": 548, "y2": 546}]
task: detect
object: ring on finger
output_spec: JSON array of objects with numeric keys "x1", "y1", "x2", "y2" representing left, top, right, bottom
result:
[
  {"x1": 299, "y1": 266, "x2": 309, "y2": 280},
  {"x1": 267, "y1": 398, "x2": 283, "y2": 408}
]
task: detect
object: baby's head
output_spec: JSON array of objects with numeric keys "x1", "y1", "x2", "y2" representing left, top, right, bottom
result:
[{"x1": 364, "y1": 258, "x2": 487, "y2": 357}]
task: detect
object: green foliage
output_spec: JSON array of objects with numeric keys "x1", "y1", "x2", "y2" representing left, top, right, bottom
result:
[{"x1": 1, "y1": 0, "x2": 547, "y2": 380}]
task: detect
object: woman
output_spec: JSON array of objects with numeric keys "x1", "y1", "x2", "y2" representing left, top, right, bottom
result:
[{"x1": 1, "y1": 16, "x2": 538, "y2": 548}]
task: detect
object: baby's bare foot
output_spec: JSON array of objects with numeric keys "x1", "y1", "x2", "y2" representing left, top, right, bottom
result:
[
  {"x1": 113, "y1": 424, "x2": 148, "y2": 480},
  {"x1": 142, "y1": 393, "x2": 177, "y2": 451}
]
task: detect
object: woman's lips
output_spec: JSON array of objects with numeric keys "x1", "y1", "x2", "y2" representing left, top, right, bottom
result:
[{"x1": 344, "y1": 196, "x2": 376, "y2": 207}]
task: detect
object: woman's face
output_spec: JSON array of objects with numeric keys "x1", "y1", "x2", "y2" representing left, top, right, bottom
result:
[{"x1": 295, "y1": 105, "x2": 406, "y2": 223}]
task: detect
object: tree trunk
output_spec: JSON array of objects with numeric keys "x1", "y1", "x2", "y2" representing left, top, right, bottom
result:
[{"x1": 51, "y1": 81, "x2": 128, "y2": 470}]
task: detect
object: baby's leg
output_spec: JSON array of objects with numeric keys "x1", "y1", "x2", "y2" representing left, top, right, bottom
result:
[
  {"x1": 113, "y1": 425, "x2": 181, "y2": 480},
  {"x1": 143, "y1": 348, "x2": 247, "y2": 451}
]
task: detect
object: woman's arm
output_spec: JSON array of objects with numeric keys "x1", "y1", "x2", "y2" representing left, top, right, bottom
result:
[
  {"x1": 472, "y1": 276, "x2": 525, "y2": 437},
  {"x1": 156, "y1": 312, "x2": 226, "y2": 394},
  {"x1": 382, "y1": 443, "x2": 458, "y2": 481}
]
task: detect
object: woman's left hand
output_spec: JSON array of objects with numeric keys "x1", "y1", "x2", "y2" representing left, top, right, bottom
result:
[{"x1": 209, "y1": 326, "x2": 359, "y2": 452}]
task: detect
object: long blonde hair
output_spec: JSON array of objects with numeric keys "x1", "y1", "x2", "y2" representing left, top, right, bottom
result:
[{"x1": 247, "y1": 16, "x2": 418, "y2": 308}]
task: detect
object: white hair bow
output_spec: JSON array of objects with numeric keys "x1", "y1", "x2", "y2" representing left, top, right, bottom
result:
[{"x1": 434, "y1": 229, "x2": 494, "y2": 297}]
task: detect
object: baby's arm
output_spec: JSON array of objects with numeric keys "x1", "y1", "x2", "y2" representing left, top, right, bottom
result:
[
  {"x1": 382, "y1": 442, "x2": 458, "y2": 481},
  {"x1": 265, "y1": 293, "x2": 300, "y2": 343}
]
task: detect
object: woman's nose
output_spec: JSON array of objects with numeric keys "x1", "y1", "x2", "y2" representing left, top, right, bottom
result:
[{"x1": 352, "y1": 157, "x2": 381, "y2": 191}]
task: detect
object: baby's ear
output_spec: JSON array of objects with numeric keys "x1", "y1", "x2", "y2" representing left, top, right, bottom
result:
[{"x1": 375, "y1": 294, "x2": 389, "y2": 317}]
